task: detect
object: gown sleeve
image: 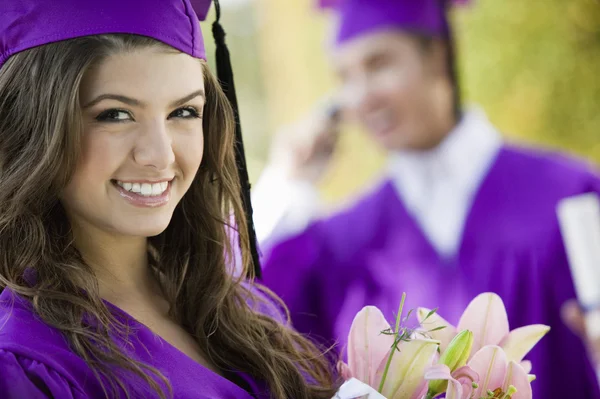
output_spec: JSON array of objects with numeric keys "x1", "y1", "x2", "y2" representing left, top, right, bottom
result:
[
  {"x1": 251, "y1": 165, "x2": 322, "y2": 245},
  {"x1": 260, "y1": 220, "x2": 337, "y2": 346},
  {"x1": 0, "y1": 349, "x2": 84, "y2": 399}
]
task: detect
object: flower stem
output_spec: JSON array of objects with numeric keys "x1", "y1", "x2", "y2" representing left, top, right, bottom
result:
[{"x1": 377, "y1": 292, "x2": 406, "y2": 393}]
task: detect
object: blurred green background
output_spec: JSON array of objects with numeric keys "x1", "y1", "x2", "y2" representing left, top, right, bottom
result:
[{"x1": 202, "y1": 0, "x2": 600, "y2": 205}]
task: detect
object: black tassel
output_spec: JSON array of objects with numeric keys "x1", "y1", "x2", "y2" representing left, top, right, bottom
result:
[
  {"x1": 443, "y1": 0, "x2": 462, "y2": 120},
  {"x1": 211, "y1": 0, "x2": 261, "y2": 279}
]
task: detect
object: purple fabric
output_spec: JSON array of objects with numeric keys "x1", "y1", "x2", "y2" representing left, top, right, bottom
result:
[
  {"x1": 0, "y1": 0, "x2": 212, "y2": 68},
  {"x1": 0, "y1": 286, "x2": 275, "y2": 398},
  {"x1": 262, "y1": 144, "x2": 600, "y2": 399},
  {"x1": 319, "y1": 0, "x2": 451, "y2": 45},
  {"x1": 191, "y1": 0, "x2": 213, "y2": 21}
]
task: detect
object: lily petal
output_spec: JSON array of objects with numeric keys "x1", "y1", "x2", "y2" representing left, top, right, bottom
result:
[
  {"x1": 445, "y1": 378, "x2": 464, "y2": 399},
  {"x1": 423, "y1": 364, "x2": 453, "y2": 381},
  {"x1": 499, "y1": 324, "x2": 550, "y2": 362},
  {"x1": 424, "y1": 365, "x2": 476, "y2": 399},
  {"x1": 347, "y1": 306, "x2": 395, "y2": 385},
  {"x1": 451, "y1": 365, "x2": 480, "y2": 385},
  {"x1": 457, "y1": 293, "x2": 510, "y2": 354},
  {"x1": 452, "y1": 366, "x2": 479, "y2": 399},
  {"x1": 424, "y1": 364, "x2": 456, "y2": 398},
  {"x1": 520, "y1": 360, "x2": 532, "y2": 374},
  {"x1": 375, "y1": 338, "x2": 439, "y2": 399},
  {"x1": 418, "y1": 307, "x2": 458, "y2": 351},
  {"x1": 468, "y1": 345, "x2": 507, "y2": 398},
  {"x1": 337, "y1": 361, "x2": 353, "y2": 381},
  {"x1": 503, "y1": 361, "x2": 533, "y2": 399},
  {"x1": 410, "y1": 383, "x2": 429, "y2": 399}
]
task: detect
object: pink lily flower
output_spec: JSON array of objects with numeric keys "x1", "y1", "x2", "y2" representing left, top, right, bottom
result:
[
  {"x1": 424, "y1": 345, "x2": 532, "y2": 399},
  {"x1": 417, "y1": 293, "x2": 550, "y2": 364},
  {"x1": 340, "y1": 306, "x2": 440, "y2": 399}
]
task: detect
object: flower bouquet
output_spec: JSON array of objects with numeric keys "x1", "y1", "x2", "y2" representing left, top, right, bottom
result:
[{"x1": 333, "y1": 293, "x2": 550, "y2": 399}]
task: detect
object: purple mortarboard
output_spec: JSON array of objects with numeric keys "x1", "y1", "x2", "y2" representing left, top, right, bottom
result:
[
  {"x1": 0, "y1": 0, "x2": 213, "y2": 66},
  {"x1": 318, "y1": 0, "x2": 470, "y2": 46},
  {"x1": 0, "y1": 0, "x2": 262, "y2": 278}
]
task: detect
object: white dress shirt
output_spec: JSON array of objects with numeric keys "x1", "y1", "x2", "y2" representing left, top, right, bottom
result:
[{"x1": 387, "y1": 108, "x2": 502, "y2": 257}]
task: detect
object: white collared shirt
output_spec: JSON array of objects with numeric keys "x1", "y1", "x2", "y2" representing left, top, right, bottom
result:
[
  {"x1": 252, "y1": 108, "x2": 502, "y2": 257},
  {"x1": 387, "y1": 108, "x2": 502, "y2": 257}
]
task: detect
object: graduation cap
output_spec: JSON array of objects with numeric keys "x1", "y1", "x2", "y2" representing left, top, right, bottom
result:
[
  {"x1": 318, "y1": 0, "x2": 471, "y2": 45},
  {"x1": 318, "y1": 0, "x2": 471, "y2": 117},
  {"x1": 0, "y1": 0, "x2": 261, "y2": 278}
]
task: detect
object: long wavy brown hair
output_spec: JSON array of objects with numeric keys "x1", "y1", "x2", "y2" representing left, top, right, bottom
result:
[{"x1": 0, "y1": 34, "x2": 339, "y2": 398}]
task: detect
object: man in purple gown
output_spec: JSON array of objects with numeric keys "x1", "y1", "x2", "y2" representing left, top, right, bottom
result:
[{"x1": 254, "y1": 0, "x2": 600, "y2": 398}]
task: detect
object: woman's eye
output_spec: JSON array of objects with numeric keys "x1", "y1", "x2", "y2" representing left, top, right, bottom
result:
[
  {"x1": 169, "y1": 107, "x2": 201, "y2": 119},
  {"x1": 95, "y1": 109, "x2": 133, "y2": 122}
]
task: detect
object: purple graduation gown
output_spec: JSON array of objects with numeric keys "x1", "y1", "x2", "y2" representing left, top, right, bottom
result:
[
  {"x1": 0, "y1": 286, "x2": 276, "y2": 398},
  {"x1": 262, "y1": 144, "x2": 600, "y2": 399}
]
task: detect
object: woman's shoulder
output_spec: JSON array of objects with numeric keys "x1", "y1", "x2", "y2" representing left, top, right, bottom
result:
[
  {"x1": 0, "y1": 348, "x2": 88, "y2": 398},
  {"x1": 0, "y1": 288, "x2": 73, "y2": 352},
  {"x1": 0, "y1": 288, "x2": 91, "y2": 398}
]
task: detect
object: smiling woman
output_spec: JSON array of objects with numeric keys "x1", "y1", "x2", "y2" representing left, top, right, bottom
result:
[
  {"x1": 0, "y1": 1, "x2": 339, "y2": 399},
  {"x1": 64, "y1": 45, "x2": 207, "y2": 239}
]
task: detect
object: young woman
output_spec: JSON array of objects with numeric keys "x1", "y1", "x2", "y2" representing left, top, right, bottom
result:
[{"x1": 0, "y1": 0, "x2": 338, "y2": 398}]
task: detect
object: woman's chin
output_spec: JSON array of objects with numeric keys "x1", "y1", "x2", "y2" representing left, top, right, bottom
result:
[{"x1": 112, "y1": 219, "x2": 172, "y2": 238}]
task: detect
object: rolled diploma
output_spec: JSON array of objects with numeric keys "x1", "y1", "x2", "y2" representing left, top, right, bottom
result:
[{"x1": 557, "y1": 192, "x2": 600, "y2": 341}]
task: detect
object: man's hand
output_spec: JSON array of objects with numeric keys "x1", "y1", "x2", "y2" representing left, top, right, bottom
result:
[
  {"x1": 562, "y1": 299, "x2": 600, "y2": 367},
  {"x1": 268, "y1": 100, "x2": 341, "y2": 185}
]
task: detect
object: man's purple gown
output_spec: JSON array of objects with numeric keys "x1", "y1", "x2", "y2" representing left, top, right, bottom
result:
[{"x1": 262, "y1": 144, "x2": 600, "y2": 399}]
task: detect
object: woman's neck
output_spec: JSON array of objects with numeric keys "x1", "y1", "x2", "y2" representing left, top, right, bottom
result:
[{"x1": 71, "y1": 220, "x2": 161, "y2": 307}]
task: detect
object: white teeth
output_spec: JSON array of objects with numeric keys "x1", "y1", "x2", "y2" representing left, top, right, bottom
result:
[
  {"x1": 115, "y1": 180, "x2": 170, "y2": 197},
  {"x1": 151, "y1": 183, "x2": 162, "y2": 196},
  {"x1": 140, "y1": 183, "x2": 152, "y2": 196}
]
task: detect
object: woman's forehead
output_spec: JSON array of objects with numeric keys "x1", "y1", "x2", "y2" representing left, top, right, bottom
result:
[{"x1": 80, "y1": 49, "x2": 205, "y2": 105}]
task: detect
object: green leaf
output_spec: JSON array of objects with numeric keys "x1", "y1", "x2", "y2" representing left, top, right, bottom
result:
[
  {"x1": 429, "y1": 326, "x2": 447, "y2": 333},
  {"x1": 422, "y1": 308, "x2": 439, "y2": 322}
]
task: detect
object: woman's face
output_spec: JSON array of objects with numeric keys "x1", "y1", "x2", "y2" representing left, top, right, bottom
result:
[{"x1": 62, "y1": 47, "x2": 206, "y2": 238}]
